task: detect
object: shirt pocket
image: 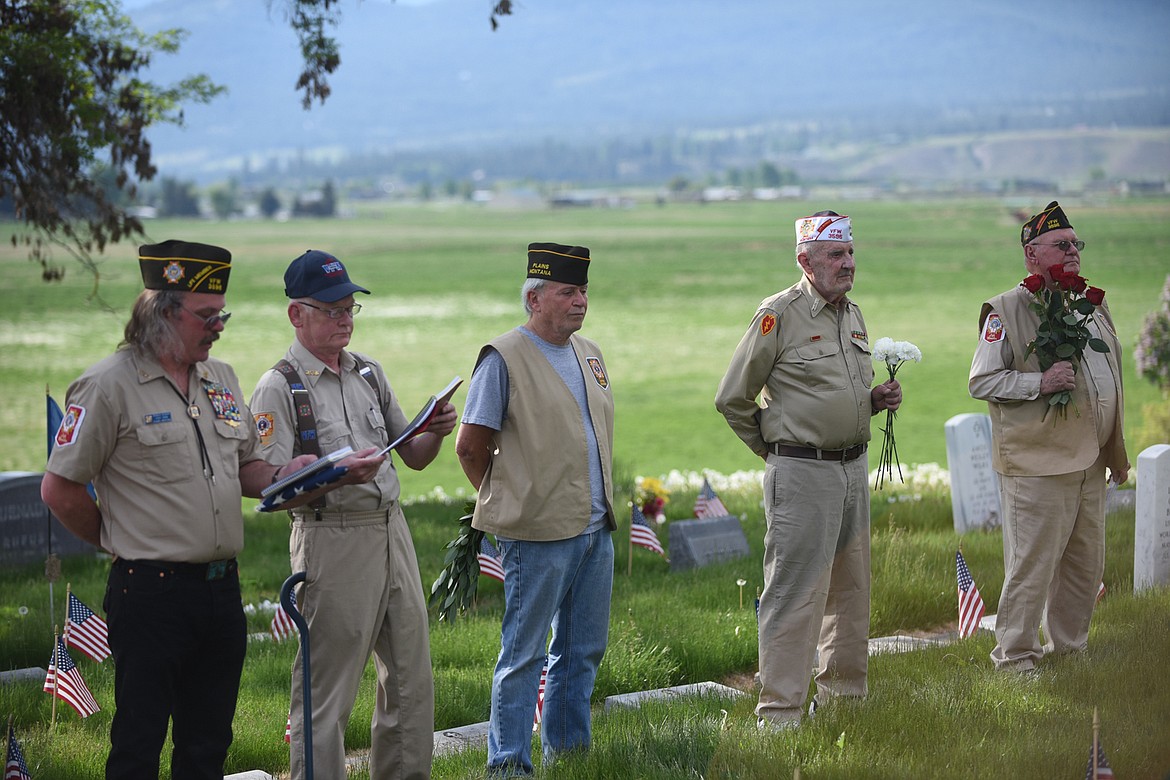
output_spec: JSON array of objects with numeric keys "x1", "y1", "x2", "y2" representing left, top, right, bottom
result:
[
  {"x1": 134, "y1": 421, "x2": 194, "y2": 484},
  {"x1": 791, "y1": 340, "x2": 848, "y2": 390},
  {"x1": 366, "y1": 406, "x2": 389, "y2": 448},
  {"x1": 850, "y1": 336, "x2": 875, "y2": 387},
  {"x1": 212, "y1": 418, "x2": 250, "y2": 468}
]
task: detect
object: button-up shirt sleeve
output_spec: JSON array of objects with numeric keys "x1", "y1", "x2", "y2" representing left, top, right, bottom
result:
[
  {"x1": 968, "y1": 307, "x2": 1042, "y2": 403},
  {"x1": 715, "y1": 306, "x2": 781, "y2": 458}
]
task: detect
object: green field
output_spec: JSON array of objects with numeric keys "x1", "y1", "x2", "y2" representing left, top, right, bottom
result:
[{"x1": 2, "y1": 198, "x2": 1167, "y2": 498}]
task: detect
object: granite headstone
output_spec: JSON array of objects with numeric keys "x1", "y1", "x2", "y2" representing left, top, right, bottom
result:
[
  {"x1": 1135, "y1": 444, "x2": 1170, "y2": 592},
  {"x1": 944, "y1": 414, "x2": 1002, "y2": 533},
  {"x1": 667, "y1": 515, "x2": 750, "y2": 572},
  {"x1": 0, "y1": 472, "x2": 95, "y2": 567}
]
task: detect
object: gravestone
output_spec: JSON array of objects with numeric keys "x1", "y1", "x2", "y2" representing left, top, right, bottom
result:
[
  {"x1": 1134, "y1": 444, "x2": 1170, "y2": 592},
  {"x1": 0, "y1": 472, "x2": 96, "y2": 567},
  {"x1": 944, "y1": 414, "x2": 1002, "y2": 533},
  {"x1": 667, "y1": 515, "x2": 750, "y2": 572}
]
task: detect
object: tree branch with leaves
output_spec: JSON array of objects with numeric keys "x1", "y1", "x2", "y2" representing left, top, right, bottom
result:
[{"x1": 0, "y1": 0, "x2": 223, "y2": 295}]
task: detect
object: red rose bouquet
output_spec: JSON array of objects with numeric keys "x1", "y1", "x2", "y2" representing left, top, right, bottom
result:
[{"x1": 1022, "y1": 267, "x2": 1109, "y2": 420}]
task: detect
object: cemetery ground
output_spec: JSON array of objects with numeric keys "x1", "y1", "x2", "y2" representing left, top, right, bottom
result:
[
  {"x1": 3, "y1": 198, "x2": 1169, "y2": 776},
  {"x1": 3, "y1": 487, "x2": 1169, "y2": 778}
]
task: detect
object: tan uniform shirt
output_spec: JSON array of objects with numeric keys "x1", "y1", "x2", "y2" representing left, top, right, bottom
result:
[
  {"x1": 969, "y1": 285, "x2": 1127, "y2": 476},
  {"x1": 250, "y1": 339, "x2": 409, "y2": 511},
  {"x1": 47, "y1": 349, "x2": 262, "y2": 562},
  {"x1": 716, "y1": 275, "x2": 875, "y2": 456}
]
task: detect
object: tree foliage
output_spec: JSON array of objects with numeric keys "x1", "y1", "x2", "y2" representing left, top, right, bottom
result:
[
  {"x1": 0, "y1": 0, "x2": 223, "y2": 291},
  {"x1": 283, "y1": 0, "x2": 512, "y2": 108}
]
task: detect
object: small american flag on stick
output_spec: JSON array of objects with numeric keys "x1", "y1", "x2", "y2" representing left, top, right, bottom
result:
[{"x1": 956, "y1": 550, "x2": 986, "y2": 639}]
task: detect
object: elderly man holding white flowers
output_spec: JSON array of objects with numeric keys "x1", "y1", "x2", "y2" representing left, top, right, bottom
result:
[{"x1": 716, "y1": 210, "x2": 902, "y2": 730}]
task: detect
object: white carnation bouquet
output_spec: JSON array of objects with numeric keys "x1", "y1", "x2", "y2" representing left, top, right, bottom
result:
[{"x1": 871, "y1": 338, "x2": 922, "y2": 490}]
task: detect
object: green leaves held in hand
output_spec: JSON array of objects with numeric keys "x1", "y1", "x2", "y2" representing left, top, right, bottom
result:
[{"x1": 428, "y1": 500, "x2": 483, "y2": 623}]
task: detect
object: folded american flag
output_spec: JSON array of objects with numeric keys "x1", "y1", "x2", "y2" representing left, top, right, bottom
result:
[{"x1": 258, "y1": 465, "x2": 348, "y2": 512}]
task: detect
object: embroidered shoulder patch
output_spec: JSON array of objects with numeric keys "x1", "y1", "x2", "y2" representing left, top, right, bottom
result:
[
  {"x1": 56, "y1": 404, "x2": 86, "y2": 447},
  {"x1": 586, "y1": 357, "x2": 609, "y2": 389},
  {"x1": 254, "y1": 412, "x2": 275, "y2": 441},
  {"x1": 759, "y1": 314, "x2": 776, "y2": 337},
  {"x1": 983, "y1": 313, "x2": 1005, "y2": 343}
]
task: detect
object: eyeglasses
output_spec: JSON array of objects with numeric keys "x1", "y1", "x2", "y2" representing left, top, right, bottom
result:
[
  {"x1": 298, "y1": 301, "x2": 362, "y2": 319},
  {"x1": 182, "y1": 307, "x2": 232, "y2": 329},
  {"x1": 1033, "y1": 240, "x2": 1085, "y2": 252}
]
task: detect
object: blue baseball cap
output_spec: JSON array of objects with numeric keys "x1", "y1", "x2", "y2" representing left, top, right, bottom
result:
[{"x1": 284, "y1": 250, "x2": 371, "y2": 302}]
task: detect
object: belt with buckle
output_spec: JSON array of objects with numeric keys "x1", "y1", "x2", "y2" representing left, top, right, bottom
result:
[
  {"x1": 768, "y1": 443, "x2": 867, "y2": 462},
  {"x1": 114, "y1": 557, "x2": 238, "y2": 581},
  {"x1": 290, "y1": 506, "x2": 395, "y2": 523}
]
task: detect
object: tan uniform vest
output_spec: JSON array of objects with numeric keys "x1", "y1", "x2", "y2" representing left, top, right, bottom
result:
[
  {"x1": 471, "y1": 329, "x2": 615, "y2": 541},
  {"x1": 979, "y1": 286, "x2": 1126, "y2": 476}
]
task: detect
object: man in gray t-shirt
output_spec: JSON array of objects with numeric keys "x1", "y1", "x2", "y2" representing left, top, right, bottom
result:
[{"x1": 456, "y1": 242, "x2": 616, "y2": 776}]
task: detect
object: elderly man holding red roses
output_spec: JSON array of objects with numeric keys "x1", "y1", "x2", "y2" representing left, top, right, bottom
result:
[{"x1": 969, "y1": 201, "x2": 1129, "y2": 673}]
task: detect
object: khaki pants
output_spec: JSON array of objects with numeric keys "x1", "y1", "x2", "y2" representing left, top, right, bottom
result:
[
  {"x1": 991, "y1": 452, "x2": 1108, "y2": 671},
  {"x1": 288, "y1": 504, "x2": 434, "y2": 780},
  {"x1": 756, "y1": 454, "x2": 870, "y2": 723}
]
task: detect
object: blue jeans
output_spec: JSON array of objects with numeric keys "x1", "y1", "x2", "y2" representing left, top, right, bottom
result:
[{"x1": 487, "y1": 528, "x2": 614, "y2": 776}]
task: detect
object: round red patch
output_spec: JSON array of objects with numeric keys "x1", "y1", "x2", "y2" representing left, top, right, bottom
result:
[{"x1": 760, "y1": 314, "x2": 776, "y2": 337}]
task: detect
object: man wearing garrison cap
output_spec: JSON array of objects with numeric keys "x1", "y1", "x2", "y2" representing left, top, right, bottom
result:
[
  {"x1": 716, "y1": 212, "x2": 902, "y2": 729},
  {"x1": 457, "y1": 242, "x2": 616, "y2": 775},
  {"x1": 970, "y1": 202, "x2": 1128, "y2": 673},
  {"x1": 41, "y1": 240, "x2": 383, "y2": 778}
]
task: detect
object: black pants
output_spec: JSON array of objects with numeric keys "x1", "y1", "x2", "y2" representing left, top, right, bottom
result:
[{"x1": 104, "y1": 559, "x2": 247, "y2": 780}]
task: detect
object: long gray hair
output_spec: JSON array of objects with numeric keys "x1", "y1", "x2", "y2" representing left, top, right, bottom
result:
[{"x1": 119, "y1": 289, "x2": 185, "y2": 363}]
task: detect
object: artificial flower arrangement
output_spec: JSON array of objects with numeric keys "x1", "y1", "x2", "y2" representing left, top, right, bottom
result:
[
  {"x1": 634, "y1": 476, "x2": 670, "y2": 524},
  {"x1": 871, "y1": 338, "x2": 921, "y2": 490},
  {"x1": 1021, "y1": 266, "x2": 1109, "y2": 420}
]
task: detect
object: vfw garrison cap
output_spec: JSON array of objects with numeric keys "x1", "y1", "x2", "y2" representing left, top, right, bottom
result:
[
  {"x1": 139, "y1": 240, "x2": 232, "y2": 293},
  {"x1": 527, "y1": 243, "x2": 590, "y2": 286},
  {"x1": 1020, "y1": 201, "x2": 1073, "y2": 245},
  {"x1": 795, "y1": 212, "x2": 852, "y2": 243}
]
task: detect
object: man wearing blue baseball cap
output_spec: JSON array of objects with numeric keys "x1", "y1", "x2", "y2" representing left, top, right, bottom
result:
[
  {"x1": 42, "y1": 241, "x2": 382, "y2": 779},
  {"x1": 251, "y1": 249, "x2": 457, "y2": 780}
]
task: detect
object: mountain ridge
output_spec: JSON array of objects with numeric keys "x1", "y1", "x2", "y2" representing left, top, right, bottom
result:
[{"x1": 127, "y1": 0, "x2": 1170, "y2": 184}]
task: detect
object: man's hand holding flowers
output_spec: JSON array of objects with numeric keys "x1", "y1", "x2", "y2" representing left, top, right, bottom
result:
[
  {"x1": 871, "y1": 378, "x2": 902, "y2": 413},
  {"x1": 1022, "y1": 264, "x2": 1109, "y2": 420}
]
